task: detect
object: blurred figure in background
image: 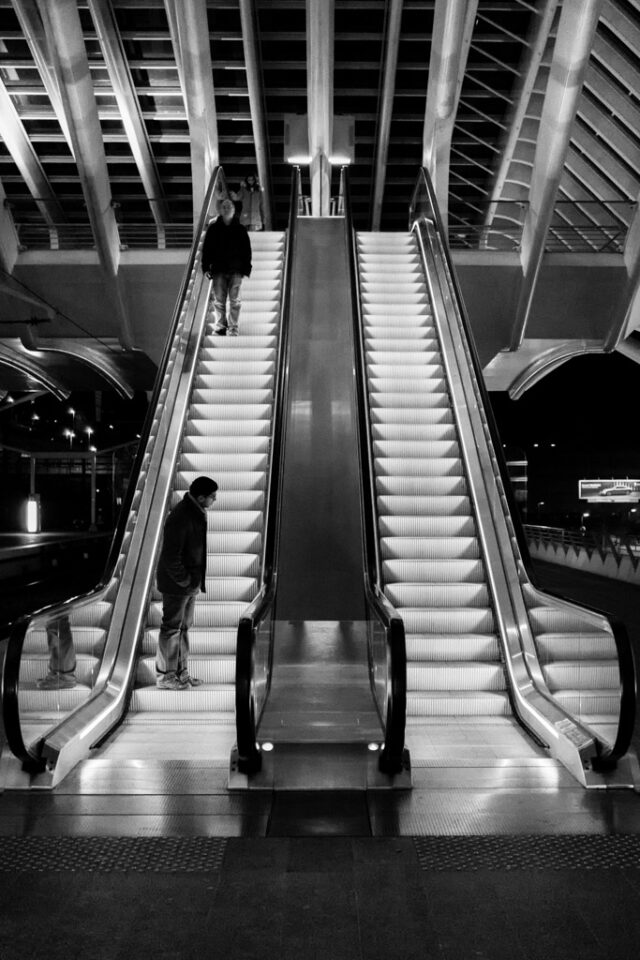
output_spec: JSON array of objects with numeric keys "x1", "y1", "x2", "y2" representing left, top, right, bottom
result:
[{"x1": 231, "y1": 172, "x2": 264, "y2": 231}]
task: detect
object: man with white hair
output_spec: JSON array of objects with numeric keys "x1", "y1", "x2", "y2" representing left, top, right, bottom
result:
[{"x1": 201, "y1": 197, "x2": 252, "y2": 336}]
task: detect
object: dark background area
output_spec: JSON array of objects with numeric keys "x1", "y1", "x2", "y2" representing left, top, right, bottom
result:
[{"x1": 490, "y1": 351, "x2": 640, "y2": 535}]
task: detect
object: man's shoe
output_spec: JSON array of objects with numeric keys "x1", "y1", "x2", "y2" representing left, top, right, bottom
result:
[
  {"x1": 178, "y1": 673, "x2": 204, "y2": 687},
  {"x1": 37, "y1": 672, "x2": 77, "y2": 690},
  {"x1": 227, "y1": 329, "x2": 238, "y2": 337},
  {"x1": 213, "y1": 327, "x2": 227, "y2": 336},
  {"x1": 156, "y1": 675, "x2": 187, "y2": 691}
]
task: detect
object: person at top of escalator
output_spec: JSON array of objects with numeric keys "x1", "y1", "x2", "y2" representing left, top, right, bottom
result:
[
  {"x1": 155, "y1": 476, "x2": 218, "y2": 691},
  {"x1": 231, "y1": 172, "x2": 265, "y2": 232},
  {"x1": 201, "y1": 197, "x2": 252, "y2": 337}
]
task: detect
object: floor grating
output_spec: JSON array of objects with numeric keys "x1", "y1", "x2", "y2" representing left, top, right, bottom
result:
[
  {"x1": 0, "y1": 836, "x2": 227, "y2": 872},
  {"x1": 414, "y1": 834, "x2": 640, "y2": 870}
]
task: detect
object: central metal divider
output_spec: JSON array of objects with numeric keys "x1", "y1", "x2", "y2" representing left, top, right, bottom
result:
[{"x1": 244, "y1": 218, "x2": 388, "y2": 789}]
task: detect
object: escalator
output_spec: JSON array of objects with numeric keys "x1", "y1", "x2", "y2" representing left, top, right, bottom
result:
[
  {"x1": 232, "y1": 211, "x2": 407, "y2": 787},
  {"x1": 3, "y1": 166, "x2": 635, "y2": 792},
  {"x1": 0, "y1": 170, "x2": 288, "y2": 785},
  {"x1": 352, "y1": 169, "x2": 638, "y2": 788},
  {"x1": 104, "y1": 230, "x2": 285, "y2": 759}
]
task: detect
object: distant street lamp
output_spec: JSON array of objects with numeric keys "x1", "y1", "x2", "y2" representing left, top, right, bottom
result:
[{"x1": 63, "y1": 428, "x2": 75, "y2": 449}]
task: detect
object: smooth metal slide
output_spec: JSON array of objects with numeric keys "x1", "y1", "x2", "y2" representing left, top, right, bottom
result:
[{"x1": 232, "y1": 211, "x2": 408, "y2": 788}]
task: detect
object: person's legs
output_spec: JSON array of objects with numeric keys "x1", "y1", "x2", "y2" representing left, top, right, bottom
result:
[
  {"x1": 226, "y1": 273, "x2": 243, "y2": 335},
  {"x1": 157, "y1": 594, "x2": 190, "y2": 687},
  {"x1": 37, "y1": 616, "x2": 77, "y2": 689},
  {"x1": 175, "y1": 594, "x2": 202, "y2": 686},
  {"x1": 211, "y1": 274, "x2": 230, "y2": 333}
]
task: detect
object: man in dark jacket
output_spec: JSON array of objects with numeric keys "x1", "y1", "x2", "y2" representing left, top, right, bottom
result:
[
  {"x1": 155, "y1": 475, "x2": 218, "y2": 690},
  {"x1": 201, "y1": 197, "x2": 252, "y2": 336}
]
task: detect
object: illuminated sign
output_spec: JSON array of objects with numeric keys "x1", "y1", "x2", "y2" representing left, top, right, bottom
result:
[{"x1": 578, "y1": 480, "x2": 640, "y2": 502}]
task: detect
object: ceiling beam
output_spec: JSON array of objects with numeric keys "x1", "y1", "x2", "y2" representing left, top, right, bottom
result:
[
  {"x1": 510, "y1": 0, "x2": 604, "y2": 352},
  {"x1": 20, "y1": 331, "x2": 135, "y2": 399},
  {"x1": 604, "y1": 199, "x2": 640, "y2": 351},
  {"x1": 238, "y1": 0, "x2": 272, "y2": 228},
  {"x1": 306, "y1": 0, "x2": 334, "y2": 216},
  {"x1": 0, "y1": 80, "x2": 66, "y2": 226},
  {"x1": 10, "y1": 0, "x2": 75, "y2": 150},
  {"x1": 0, "y1": 180, "x2": 20, "y2": 273},
  {"x1": 422, "y1": 0, "x2": 478, "y2": 227},
  {"x1": 36, "y1": 0, "x2": 134, "y2": 349},
  {"x1": 0, "y1": 342, "x2": 70, "y2": 400},
  {"x1": 371, "y1": 0, "x2": 403, "y2": 231},
  {"x1": 164, "y1": 0, "x2": 218, "y2": 220},
  {"x1": 484, "y1": 0, "x2": 560, "y2": 229},
  {"x1": 87, "y1": 0, "x2": 171, "y2": 226}
]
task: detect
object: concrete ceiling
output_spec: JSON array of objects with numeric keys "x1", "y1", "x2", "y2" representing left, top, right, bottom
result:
[{"x1": 1, "y1": 0, "x2": 640, "y2": 396}]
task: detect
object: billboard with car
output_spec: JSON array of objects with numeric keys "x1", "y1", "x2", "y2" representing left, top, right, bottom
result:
[{"x1": 578, "y1": 479, "x2": 640, "y2": 502}]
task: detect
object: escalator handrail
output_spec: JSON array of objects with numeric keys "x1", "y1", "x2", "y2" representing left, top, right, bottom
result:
[
  {"x1": 1, "y1": 168, "x2": 229, "y2": 768},
  {"x1": 410, "y1": 167, "x2": 637, "y2": 764},
  {"x1": 234, "y1": 168, "x2": 299, "y2": 769},
  {"x1": 343, "y1": 168, "x2": 407, "y2": 773}
]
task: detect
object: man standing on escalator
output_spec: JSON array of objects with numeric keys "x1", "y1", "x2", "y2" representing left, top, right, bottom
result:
[
  {"x1": 155, "y1": 476, "x2": 218, "y2": 690},
  {"x1": 201, "y1": 197, "x2": 252, "y2": 336}
]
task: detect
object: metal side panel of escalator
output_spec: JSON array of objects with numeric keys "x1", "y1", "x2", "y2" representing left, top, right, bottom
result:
[{"x1": 230, "y1": 207, "x2": 409, "y2": 790}]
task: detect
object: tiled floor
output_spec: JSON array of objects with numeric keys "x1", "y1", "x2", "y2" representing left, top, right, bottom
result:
[{"x1": 1, "y1": 836, "x2": 640, "y2": 960}]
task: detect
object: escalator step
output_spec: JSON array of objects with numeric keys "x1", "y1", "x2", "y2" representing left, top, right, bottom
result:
[
  {"x1": 400, "y1": 607, "x2": 496, "y2": 634},
  {"x1": 542, "y1": 662, "x2": 621, "y2": 690},
  {"x1": 179, "y1": 453, "x2": 268, "y2": 471},
  {"x1": 406, "y1": 690, "x2": 511, "y2": 716},
  {"x1": 535, "y1": 632, "x2": 617, "y2": 660},
  {"x1": 369, "y1": 393, "x2": 450, "y2": 409},
  {"x1": 189, "y1": 403, "x2": 272, "y2": 419},
  {"x1": 186, "y1": 418, "x2": 272, "y2": 437},
  {"x1": 181, "y1": 436, "x2": 270, "y2": 454},
  {"x1": 378, "y1": 494, "x2": 471, "y2": 517},
  {"x1": 380, "y1": 536, "x2": 481, "y2": 560},
  {"x1": 407, "y1": 661, "x2": 506, "y2": 691},
  {"x1": 380, "y1": 516, "x2": 475, "y2": 537},
  {"x1": 376, "y1": 476, "x2": 466, "y2": 496},
  {"x1": 406, "y1": 633, "x2": 501, "y2": 661},
  {"x1": 375, "y1": 457, "x2": 463, "y2": 477},
  {"x1": 372, "y1": 423, "x2": 457, "y2": 441},
  {"x1": 383, "y1": 558, "x2": 485, "y2": 583},
  {"x1": 176, "y1": 472, "x2": 266, "y2": 492},
  {"x1": 371, "y1": 407, "x2": 454, "y2": 426},
  {"x1": 386, "y1": 582, "x2": 490, "y2": 608}
]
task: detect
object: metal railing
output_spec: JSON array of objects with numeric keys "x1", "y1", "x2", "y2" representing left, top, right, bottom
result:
[
  {"x1": 16, "y1": 221, "x2": 194, "y2": 252},
  {"x1": 525, "y1": 524, "x2": 640, "y2": 570},
  {"x1": 444, "y1": 200, "x2": 636, "y2": 254}
]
